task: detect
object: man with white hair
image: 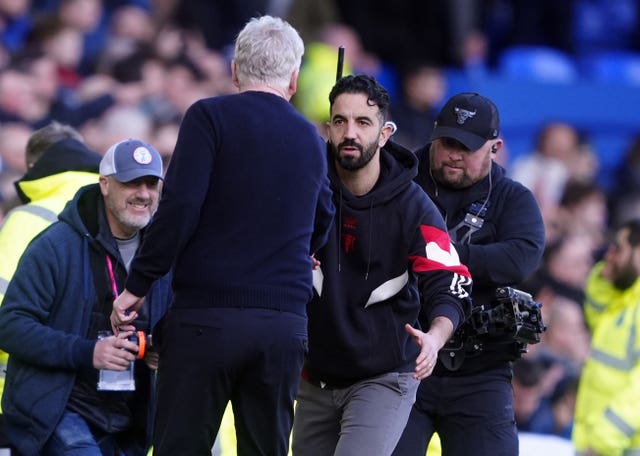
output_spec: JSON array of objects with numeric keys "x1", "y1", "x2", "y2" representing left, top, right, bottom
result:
[{"x1": 111, "y1": 15, "x2": 335, "y2": 455}]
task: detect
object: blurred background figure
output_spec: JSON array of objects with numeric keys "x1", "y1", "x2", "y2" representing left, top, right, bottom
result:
[
  {"x1": 390, "y1": 62, "x2": 447, "y2": 150},
  {"x1": 573, "y1": 219, "x2": 640, "y2": 455},
  {"x1": 607, "y1": 135, "x2": 640, "y2": 227}
]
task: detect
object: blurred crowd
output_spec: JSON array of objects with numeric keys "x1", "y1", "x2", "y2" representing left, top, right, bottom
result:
[{"x1": 0, "y1": 0, "x2": 639, "y2": 450}]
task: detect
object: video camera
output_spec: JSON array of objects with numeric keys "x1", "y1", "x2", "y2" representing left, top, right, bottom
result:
[
  {"x1": 472, "y1": 287, "x2": 546, "y2": 346},
  {"x1": 439, "y1": 287, "x2": 546, "y2": 371}
]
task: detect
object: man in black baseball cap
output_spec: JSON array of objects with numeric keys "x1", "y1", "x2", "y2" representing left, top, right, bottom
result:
[
  {"x1": 430, "y1": 92, "x2": 500, "y2": 151},
  {"x1": 393, "y1": 93, "x2": 546, "y2": 456}
]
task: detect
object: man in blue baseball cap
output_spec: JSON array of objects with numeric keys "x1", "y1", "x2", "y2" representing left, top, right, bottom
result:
[{"x1": 0, "y1": 137, "x2": 172, "y2": 456}]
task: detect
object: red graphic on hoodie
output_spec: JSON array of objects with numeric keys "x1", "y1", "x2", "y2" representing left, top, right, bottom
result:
[
  {"x1": 343, "y1": 233, "x2": 356, "y2": 253},
  {"x1": 342, "y1": 216, "x2": 357, "y2": 253}
]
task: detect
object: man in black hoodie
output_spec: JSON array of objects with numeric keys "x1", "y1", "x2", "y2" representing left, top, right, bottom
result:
[
  {"x1": 291, "y1": 75, "x2": 473, "y2": 456},
  {"x1": 393, "y1": 93, "x2": 546, "y2": 455}
]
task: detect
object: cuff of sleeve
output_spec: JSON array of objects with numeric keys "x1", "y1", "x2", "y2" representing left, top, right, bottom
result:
[
  {"x1": 73, "y1": 339, "x2": 97, "y2": 369},
  {"x1": 429, "y1": 302, "x2": 462, "y2": 331},
  {"x1": 125, "y1": 271, "x2": 153, "y2": 298}
]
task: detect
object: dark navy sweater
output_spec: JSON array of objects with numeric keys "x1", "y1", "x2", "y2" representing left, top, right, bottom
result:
[{"x1": 126, "y1": 91, "x2": 335, "y2": 315}]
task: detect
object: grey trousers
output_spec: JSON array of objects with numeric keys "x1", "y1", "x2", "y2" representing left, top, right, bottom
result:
[{"x1": 292, "y1": 372, "x2": 420, "y2": 456}]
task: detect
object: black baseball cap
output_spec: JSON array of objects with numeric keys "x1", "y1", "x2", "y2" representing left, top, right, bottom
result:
[{"x1": 430, "y1": 92, "x2": 500, "y2": 151}]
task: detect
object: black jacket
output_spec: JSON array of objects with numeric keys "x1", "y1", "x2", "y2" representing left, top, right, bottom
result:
[{"x1": 415, "y1": 144, "x2": 545, "y2": 374}]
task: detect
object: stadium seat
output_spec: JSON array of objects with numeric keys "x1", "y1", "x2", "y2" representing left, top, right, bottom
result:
[
  {"x1": 498, "y1": 45, "x2": 579, "y2": 83},
  {"x1": 581, "y1": 51, "x2": 640, "y2": 85}
]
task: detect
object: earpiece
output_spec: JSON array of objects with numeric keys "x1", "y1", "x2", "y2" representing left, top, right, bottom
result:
[
  {"x1": 490, "y1": 145, "x2": 498, "y2": 154},
  {"x1": 384, "y1": 121, "x2": 398, "y2": 135}
]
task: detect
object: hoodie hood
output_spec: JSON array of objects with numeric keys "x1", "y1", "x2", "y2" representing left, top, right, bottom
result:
[
  {"x1": 58, "y1": 183, "x2": 121, "y2": 260},
  {"x1": 327, "y1": 139, "x2": 417, "y2": 209},
  {"x1": 15, "y1": 138, "x2": 101, "y2": 203}
]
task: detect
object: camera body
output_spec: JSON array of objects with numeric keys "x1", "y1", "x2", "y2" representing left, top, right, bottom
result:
[
  {"x1": 474, "y1": 287, "x2": 546, "y2": 346},
  {"x1": 439, "y1": 287, "x2": 546, "y2": 371}
]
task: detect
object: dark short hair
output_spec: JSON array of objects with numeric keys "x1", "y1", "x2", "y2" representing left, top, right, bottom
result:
[
  {"x1": 26, "y1": 121, "x2": 84, "y2": 167},
  {"x1": 328, "y1": 74, "x2": 390, "y2": 121},
  {"x1": 619, "y1": 218, "x2": 640, "y2": 247}
]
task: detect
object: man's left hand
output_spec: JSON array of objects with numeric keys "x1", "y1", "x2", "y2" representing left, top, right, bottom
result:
[{"x1": 405, "y1": 324, "x2": 438, "y2": 380}]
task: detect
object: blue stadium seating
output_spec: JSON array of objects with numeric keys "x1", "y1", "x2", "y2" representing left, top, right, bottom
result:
[
  {"x1": 498, "y1": 46, "x2": 579, "y2": 83},
  {"x1": 581, "y1": 51, "x2": 640, "y2": 86}
]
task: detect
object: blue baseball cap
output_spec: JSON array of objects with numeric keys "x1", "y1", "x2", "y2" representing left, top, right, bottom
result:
[{"x1": 99, "y1": 138, "x2": 163, "y2": 182}]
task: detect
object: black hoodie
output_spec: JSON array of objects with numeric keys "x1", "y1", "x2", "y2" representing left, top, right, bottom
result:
[{"x1": 305, "y1": 141, "x2": 473, "y2": 385}]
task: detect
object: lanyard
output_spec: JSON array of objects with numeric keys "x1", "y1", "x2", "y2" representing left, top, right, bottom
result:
[{"x1": 105, "y1": 255, "x2": 119, "y2": 299}]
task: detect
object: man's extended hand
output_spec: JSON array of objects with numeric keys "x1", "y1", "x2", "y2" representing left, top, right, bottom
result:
[
  {"x1": 111, "y1": 289, "x2": 144, "y2": 334},
  {"x1": 405, "y1": 324, "x2": 439, "y2": 380}
]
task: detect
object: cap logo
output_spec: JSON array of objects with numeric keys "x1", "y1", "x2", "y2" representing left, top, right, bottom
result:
[
  {"x1": 133, "y1": 146, "x2": 153, "y2": 164},
  {"x1": 454, "y1": 107, "x2": 476, "y2": 125}
]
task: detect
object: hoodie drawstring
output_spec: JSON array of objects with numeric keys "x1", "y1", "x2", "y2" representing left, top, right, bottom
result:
[
  {"x1": 337, "y1": 189, "x2": 343, "y2": 273},
  {"x1": 365, "y1": 197, "x2": 373, "y2": 281}
]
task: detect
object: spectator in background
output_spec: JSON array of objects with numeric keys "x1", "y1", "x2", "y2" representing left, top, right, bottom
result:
[
  {"x1": 573, "y1": 219, "x2": 640, "y2": 455},
  {"x1": 511, "y1": 122, "x2": 598, "y2": 242},
  {"x1": 390, "y1": 61, "x2": 447, "y2": 150},
  {"x1": 10, "y1": 49, "x2": 123, "y2": 129},
  {"x1": 27, "y1": 15, "x2": 85, "y2": 89},
  {"x1": 56, "y1": 0, "x2": 104, "y2": 74},
  {"x1": 513, "y1": 356, "x2": 579, "y2": 440},
  {"x1": 513, "y1": 357, "x2": 556, "y2": 434},
  {"x1": 99, "y1": 2, "x2": 154, "y2": 64},
  {"x1": 295, "y1": 22, "x2": 397, "y2": 130},
  {"x1": 0, "y1": 121, "x2": 100, "y2": 302},
  {"x1": 608, "y1": 135, "x2": 640, "y2": 227},
  {"x1": 0, "y1": 121, "x2": 31, "y2": 174},
  {"x1": 285, "y1": 0, "x2": 340, "y2": 45},
  {"x1": 522, "y1": 234, "x2": 595, "y2": 306},
  {"x1": 552, "y1": 180, "x2": 608, "y2": 251},
  {"x1": 0, "y1": 0, "x2": 32, "y2": 53},
  {"x1": 110, "y1": 16, "x2": 335, "y2": 455},
  {"x1": 0, "y1": 67, "x2": 41, "y2": 123},
  {"x1": 0, "y1": 122, "x2": 33, "y2": 209},
  {"x1": 81, "y1": 104, "x2": 152, "y2": 156},
  {"x1": 537, "y1": 296, "x2": 590, "y2": 370}
]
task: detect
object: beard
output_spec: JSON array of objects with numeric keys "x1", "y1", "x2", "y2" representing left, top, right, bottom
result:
[
  {"x1": 430, "y1": 164, "x2": 472, "y2": 189},
  {"x1": 105, "y1": 195, "x2": 157, "y2": 236},
  {"x1": 332, "y1": 138, "x2": 378, "y2": 171},
  {"x1": 612, "y1": 261, "x2": 638, "y2": 290}
]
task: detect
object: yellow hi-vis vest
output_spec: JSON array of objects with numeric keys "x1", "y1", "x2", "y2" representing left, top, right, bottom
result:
[
  {"x1": 583, "y1": 261, "x2": 640, "y2": 333},
  {"x1": 573, "y1": 270, "x2": 640, "y2": 456}
]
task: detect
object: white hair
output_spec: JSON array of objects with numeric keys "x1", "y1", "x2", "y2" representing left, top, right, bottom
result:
[{"x1": 233, "y1": 15, "x2": 304, "y2": 90}]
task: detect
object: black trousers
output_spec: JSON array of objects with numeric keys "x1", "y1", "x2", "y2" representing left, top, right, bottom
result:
[
  {"x1": 152, "y1": 307, "x2": 307, "y2": 456},
  {"x1": 392, "y1": 365, "x2": 518, "y2": 456}
]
